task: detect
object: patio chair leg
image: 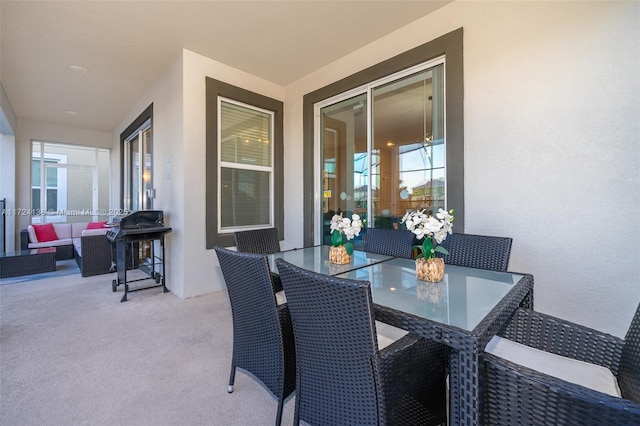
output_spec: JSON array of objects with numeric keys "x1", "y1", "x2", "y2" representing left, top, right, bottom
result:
[
  {"x1": 275, "y1": 397, "x2": 284, "y2": 426},
  {"x1": 228, "y1": 363, "x2": 236, "y2": 393},
  {"x1": 293, "y1": 389, "x2": 300, "y2": 426}
]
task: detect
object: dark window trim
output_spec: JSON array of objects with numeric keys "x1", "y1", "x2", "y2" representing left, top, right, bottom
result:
[
  {"x1": 303, "y1": 28, "x2": 464, "y2": 247},
  {"x1": 206, "y1": 78, "x2": 284, "y2": 249},
  {"x1": 119, "y1": 103, "x2": 153, "y2": 210}
]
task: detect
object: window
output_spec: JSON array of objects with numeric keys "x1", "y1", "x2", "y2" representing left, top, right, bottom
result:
[
  {"x1": 206, "y1": 78, "x2": 284, "y2": 249},
  {"x1": 32, "y1": 158, "x2": 59, "y2": 212},
  {"x1": 303, "y1": 28, "x2": 464, "y2": 247},
  {"x1": 31, "y1": 141, "x2": 111, "y2": 224},
  {"x1": 219, "y1": 99, "x2": 274, "y2": 231}
]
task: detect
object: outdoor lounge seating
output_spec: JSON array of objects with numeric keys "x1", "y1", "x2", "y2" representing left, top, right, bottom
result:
[
  {"x1": 21, "y1": 223, "x2": 76, "y2": 260},
  {"x1": 483, "y1": 304, "x2": 640, "y2": 425},
  {"x1": 74, "y1": 232, "x2": 114, "y2": 277},
  {"x1": 275, "y1": 258, "x2": 448, "y2": 425},
  {"x1": 214, "y1": 247, "x2": 296, "y2": 426},
  {"x1": 21, "y1": 222, "x2": 113, "y2": 276}
]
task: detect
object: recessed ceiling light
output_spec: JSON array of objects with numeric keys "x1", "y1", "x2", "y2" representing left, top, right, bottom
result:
[
  {"x1": 64, "y1": 110, "x2": 77, "y2": 116},
  {"x1": 70, "y1": 65, "x2": 88, "y2": 74}
]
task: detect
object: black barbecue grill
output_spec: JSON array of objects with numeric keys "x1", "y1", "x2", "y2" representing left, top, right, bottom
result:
[{"x1": 107, "y1": 210, "x2": 172, "y2": 302}]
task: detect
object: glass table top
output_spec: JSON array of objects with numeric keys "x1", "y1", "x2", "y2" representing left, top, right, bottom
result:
[
  {"x1": 267, "y1": 245, "x2": 394, "y2": 276},
  {"x1": 0, "y1": 247, "x2": 57, "y2": 258},
  {"x1": 337, "y1": 257, "x2": 524, "y2": 332}
]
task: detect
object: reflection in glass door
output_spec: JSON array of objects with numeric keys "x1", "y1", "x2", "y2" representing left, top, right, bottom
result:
[
  {"x1": 317, "y1": 59, "x2": 445, "y2": 246},
  {"x1": 124, "y1": 120, "x2": 153, "y2": 211},
  {"x1": 128, "y1": 136, "x2": 140, "y2": 210},
  {"x1": 372, "y1": 65, "x2": 445, "y2": 222},
  {"x1": 320, "y1": 94, "x2": 367, "y2": 246}
]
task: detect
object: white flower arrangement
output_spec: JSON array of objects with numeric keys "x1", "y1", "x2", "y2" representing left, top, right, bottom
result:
[
  {"x1": 329, "y1": 213, "x2": 363, "y2": 255},
  {"x1": 401, "y1": 208, "x2": 455, "y2": 259}
]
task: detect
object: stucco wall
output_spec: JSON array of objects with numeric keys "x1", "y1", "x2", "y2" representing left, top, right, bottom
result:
[
  {"x1": 113, "y1": 49, "x2": 283, "y2": 299},
  {"x1": 112, "y1": 50, "x2": 185, "y2": 298},
  {"x1": 284, "y1": 1, "x2": 640, "y2": 337},
  {"x1": 0, "y1": 85, "x2": 17, "y2": 251},
  {"x1": 180, "y1": 49, "x2": 284, "y2": 297},
  {"x1": 0, "y1": 133, "x2": 16, "y2": 251}
]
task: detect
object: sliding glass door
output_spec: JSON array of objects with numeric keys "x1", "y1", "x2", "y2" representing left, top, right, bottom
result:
[
  {"x1": 316, "y1": 59, "x2": 445, "y2": 246},
  {"x1": 123, "y1": 118, "x2": 153, "y2": 263},
  {"x1": 124, "y1": 119, "x2": 153, "y2": 211}
]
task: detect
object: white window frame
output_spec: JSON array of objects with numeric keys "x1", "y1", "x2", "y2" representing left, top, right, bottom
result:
[{"x1": 217, "y1": 97, "x2": 275, "y2": 234}]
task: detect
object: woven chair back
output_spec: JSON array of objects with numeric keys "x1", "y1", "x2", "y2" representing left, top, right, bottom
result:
[
  {"x1": 234, "y1": 227, "x2": 281, "y2": 254},
  {"x1": 364, "y1": 228, "x2": 415, "y2": 259},
  {"x1": 619, "y1": 303, "x2": 640, "y2": 402},
  {"x1": 214, "y1": 247, "x2": 291, "y2": 398},
  {"x1": 437, "y1": 232, "x2": 512, "y2": 271},
  {"x1": 275, "y1": 258, "x2": 380, "y2": 425}
]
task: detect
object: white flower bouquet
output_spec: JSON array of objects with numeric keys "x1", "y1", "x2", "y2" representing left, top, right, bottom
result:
[
  {"x1": 329, "y1": 213, "x2": 363, "y2": 255},
  {"x1": 401, "y1": 208, "x2": 455, "y2": 259}
]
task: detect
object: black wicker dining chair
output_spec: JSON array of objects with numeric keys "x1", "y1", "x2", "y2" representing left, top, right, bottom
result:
[
  {"x1": 364, "y1": 228, "x2": 416, "y2": 259},
  {"x1": 436, "y1": 232, "x2": 512, "y2": 271},
  {"x1": 234, "y1": 227, "x2": 281, "y2": 254},
  {"x1": 214, "y1": 247, "x2": 296, "y2": 426},
  {"x1": 234, "y1": 227, "x2": 283, "y2": 292},
  {"x1": 275, "y1": 258, "x2": 448, "y2": 426},
  {"x1": 483, "y1": 304, "x2": 640, "y2": 425}
]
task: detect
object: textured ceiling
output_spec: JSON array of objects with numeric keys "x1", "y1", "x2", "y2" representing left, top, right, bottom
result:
[{"x1": 0, "y1": 1, "x2": 451, "y2": 132}]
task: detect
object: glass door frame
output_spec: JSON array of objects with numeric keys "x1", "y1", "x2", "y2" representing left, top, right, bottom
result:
[
  {"x1": 123, "y1": 118, "x2": 152, "y2": 212},
  {"x1": 313, "y1": 56, "x2": 447, "y2": 246}
]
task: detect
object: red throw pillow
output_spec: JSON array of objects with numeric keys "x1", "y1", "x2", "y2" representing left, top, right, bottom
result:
[
  {"x1": 87, "y1": 221, "x2": 108, "y2": 229},
  {"x1": 32, "y1": 223, "x2": 58, "y2": 242}
]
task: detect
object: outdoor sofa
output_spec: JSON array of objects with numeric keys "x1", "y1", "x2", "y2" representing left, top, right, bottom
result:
[{"x1": 20, "y1": 222, "x2": 114, "y2": 277}]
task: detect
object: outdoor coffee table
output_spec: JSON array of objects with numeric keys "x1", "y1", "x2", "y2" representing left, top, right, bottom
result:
[{"x1": 0, "y1": 247, "x2": 57, "y2": 278}]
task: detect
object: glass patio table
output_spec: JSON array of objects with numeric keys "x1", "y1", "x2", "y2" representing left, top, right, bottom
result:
[
  {"x1": 337, "y1": 257, "x2": 534, "y2": 425},
  {"x1": 0, "y1": 247, "x2": 56, "y2": 278},
  {"x1": 266, "y1": 245, "x2": 394, "y2": 276}
]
